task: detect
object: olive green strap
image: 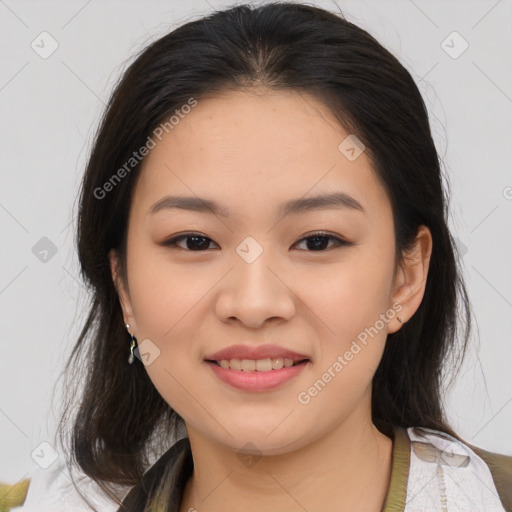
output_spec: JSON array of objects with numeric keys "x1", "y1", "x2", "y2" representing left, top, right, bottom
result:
[{"x1": 381, "y1": 426, "x2": 410, "y2": 512}]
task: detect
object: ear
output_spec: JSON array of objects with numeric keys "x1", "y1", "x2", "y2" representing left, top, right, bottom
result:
[
  {"x1": 388, "y1": 225, "x2": 433, "y2": 334},
  {"x1": 109, "y1": 249, "x2": 137, "y2": 332}
]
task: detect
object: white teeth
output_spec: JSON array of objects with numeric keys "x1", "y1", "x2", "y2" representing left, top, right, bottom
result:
[{"x1": 217, "y1": 357, "x2": 300, "y2": 371}]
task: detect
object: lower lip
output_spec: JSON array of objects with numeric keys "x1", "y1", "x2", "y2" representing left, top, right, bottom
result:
[{"x1": 206, "y1": 360, "x2": 309, "y2": 392}]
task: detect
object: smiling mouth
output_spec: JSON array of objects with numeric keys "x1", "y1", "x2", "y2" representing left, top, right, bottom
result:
[{"x1": 205, "y1": 358, "x2": 310, "y2": 371}]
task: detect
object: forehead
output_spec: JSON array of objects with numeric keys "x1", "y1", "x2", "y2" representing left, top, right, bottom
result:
[
  {"x1": 152, "y1": 89, "x2": 352, "y2": 168},
  {"x1": 133, "y1": 89, "x2": 390, "y2": 223}
]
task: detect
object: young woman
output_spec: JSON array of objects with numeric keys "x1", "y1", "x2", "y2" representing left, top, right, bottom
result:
[{"x1": 8, "y1": 2, "x2": 511, "y2": 511}]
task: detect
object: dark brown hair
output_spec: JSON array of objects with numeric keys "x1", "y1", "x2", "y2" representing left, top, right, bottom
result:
[{"x1": 56, "y1": 2, "x2": 472, "y2": 510}]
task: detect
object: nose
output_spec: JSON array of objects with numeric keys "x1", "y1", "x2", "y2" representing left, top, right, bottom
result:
[{"x1": 215, "y1": 246, "x2": 296, "y2": 329}]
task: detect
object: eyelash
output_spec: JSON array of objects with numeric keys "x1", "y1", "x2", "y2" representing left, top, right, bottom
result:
[{"x1": 161, "y1": 231, "x2": 352, "y2": 252}]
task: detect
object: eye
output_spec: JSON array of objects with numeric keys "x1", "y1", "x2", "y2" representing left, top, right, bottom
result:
[
  {"x1": 293, "y1": 231, "x2": 351, "y2": 251},
  {"x1": 162, "y1": 233, "x2": 218, "y2": 251}
]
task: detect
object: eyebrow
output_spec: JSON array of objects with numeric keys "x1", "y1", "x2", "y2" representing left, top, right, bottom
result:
[{"x1": 148, "y1": 192, "x2": 366, "y2": 218}]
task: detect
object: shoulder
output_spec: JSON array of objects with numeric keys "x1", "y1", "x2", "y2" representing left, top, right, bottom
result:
[
  {"x1": 404, "y1": 426, "x2": 512, "y2": 512},
  {"x1": 3, "y1": 437, "x2": 192, "y2": 512},
  {"x1": 3, "y1": 459, "x2": 130, "y2": 512}
]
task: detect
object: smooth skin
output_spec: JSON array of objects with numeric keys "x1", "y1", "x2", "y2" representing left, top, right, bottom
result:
[{"x1": 110, "y1": 89, "x2": 432, "y2": 512}]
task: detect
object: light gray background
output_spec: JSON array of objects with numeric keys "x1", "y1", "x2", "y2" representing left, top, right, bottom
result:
[{"x1": 1, "y1": 0, "x2": 511, "y2": 484}]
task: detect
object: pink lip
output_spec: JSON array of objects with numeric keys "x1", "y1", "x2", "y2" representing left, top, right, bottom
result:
[
  {"x1": 204, "y1": 344, "x2": 310, "y2": 363},
  {"x1": 206, "y1": 360, "x2": 310, "y2": 392}
]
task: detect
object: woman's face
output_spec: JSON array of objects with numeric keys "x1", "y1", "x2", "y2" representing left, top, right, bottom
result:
[{"x1": 112, "y1": 89, "x2": 430, "y2": 455}]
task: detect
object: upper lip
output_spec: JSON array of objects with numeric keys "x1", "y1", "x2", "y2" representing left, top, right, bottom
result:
[{"x1": 204, "y1": 344, "x2": 310, "y2": 363}]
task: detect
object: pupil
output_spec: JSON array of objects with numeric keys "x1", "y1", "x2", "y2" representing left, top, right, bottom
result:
[
  {"x1": 307, "y1": 236, "x2": 328, "y2": 250},
  {"x1": 187, "y1": 236, "x2": 209, "y2": 250}
]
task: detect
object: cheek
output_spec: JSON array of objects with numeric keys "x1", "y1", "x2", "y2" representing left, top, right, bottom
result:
[
  {"x1": 293, "y1": 270, "x2": 393, "y2": 418},
  {"x1": 125, "y1": 248, "x2": 210, "y2": 415},
  {"x1": 125, "y1": 241, "x2": 218, "y2": 380},
  {"x1": 297, "y1": 250, "x2": 394, "y2": 340},
  {"x1": 294, "y1": 250, "x2": 395, "y2": 403},
  {"x1": 127, "y1": 241, "x2": 209, "y2": 335}
]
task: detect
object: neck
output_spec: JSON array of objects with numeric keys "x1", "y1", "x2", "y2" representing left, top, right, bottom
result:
[{"x1": 180, "y1": 412, "x2": 393, "y2": 512}]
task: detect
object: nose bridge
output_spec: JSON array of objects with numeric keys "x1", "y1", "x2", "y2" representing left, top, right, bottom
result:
[
  {"x1": 233, "y1": 234, "x2": 280, "y2": 295},
  {"x1": 216, "y1": 235, "x2": 295, "y2": 325}
]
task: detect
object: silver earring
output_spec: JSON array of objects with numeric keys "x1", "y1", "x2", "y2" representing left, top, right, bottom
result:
[
  {"x1": 125, "y1": 323, "x2": 137, "y2": 364},
  {"x1": 128, "y1": 334, "x2": 137, "y2": 364}
]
